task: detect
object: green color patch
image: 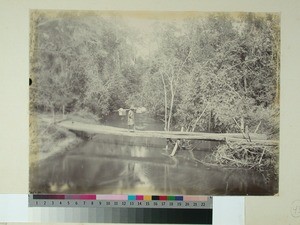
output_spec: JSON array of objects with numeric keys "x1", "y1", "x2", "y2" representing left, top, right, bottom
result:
[{"x1": 167, "y1": 196, "x2": 175, "y2": 200}]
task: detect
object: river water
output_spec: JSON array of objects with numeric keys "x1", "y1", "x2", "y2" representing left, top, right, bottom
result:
[{"x1": 30, "y1": 114, "x2": 278, "y2": 195}]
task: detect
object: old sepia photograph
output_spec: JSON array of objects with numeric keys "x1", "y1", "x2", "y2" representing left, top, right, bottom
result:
[{"x1": 29, "y1": 10, "x2": 280, "y2": 195}]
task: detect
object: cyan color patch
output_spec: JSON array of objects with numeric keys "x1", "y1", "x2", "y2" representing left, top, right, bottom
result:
[{"x1": 127, "y1": 195, "x2": 136, "y2": 200}]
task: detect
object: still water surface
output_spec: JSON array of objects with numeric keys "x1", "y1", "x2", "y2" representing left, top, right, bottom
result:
[
  {"x1": 30, "y1": 114, "x2": 278, "y2": 195},
  {"x1": 30, "y1": 140, "x2": 277, "y2": 195}
]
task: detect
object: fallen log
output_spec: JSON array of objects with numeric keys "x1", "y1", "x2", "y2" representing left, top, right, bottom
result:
[
  {"x1": 227, "y1": 138, "x2": 279, "y2": 146},
  {"x1": 144, "y1": 131, "x2": 267, "y2": 140},
  {"x1": 58, "y1": 120, "x2": 278, "y2": 146}
]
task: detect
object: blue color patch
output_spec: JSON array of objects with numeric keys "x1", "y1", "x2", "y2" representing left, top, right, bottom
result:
[{"x1": 175, "y1": 196, "x2": 183, "y2": 201}]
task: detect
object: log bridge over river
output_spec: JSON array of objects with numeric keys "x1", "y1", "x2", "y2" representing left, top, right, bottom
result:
[{"x1": 57, "y1": 120, "x2": 278, "y2": 155}]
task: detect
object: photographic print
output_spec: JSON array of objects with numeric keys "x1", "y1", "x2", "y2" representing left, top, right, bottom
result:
[{"x1": 29, "y1": 10, "x2": 280, "y2": 195}]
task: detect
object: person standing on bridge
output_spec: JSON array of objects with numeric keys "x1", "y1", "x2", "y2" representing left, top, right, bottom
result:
[{"x1": 128, "y1": 106, "x2": 135, "y2": 131}]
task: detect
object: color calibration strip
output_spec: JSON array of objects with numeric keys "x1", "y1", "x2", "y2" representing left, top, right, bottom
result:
[{"x1": 29, "y1": 194, "x2": 212, "y2": 209}]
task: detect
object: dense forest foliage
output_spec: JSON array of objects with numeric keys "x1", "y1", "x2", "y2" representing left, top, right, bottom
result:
[{"x1": 30, "y1": 12, "x2": 280, "y2": 137}]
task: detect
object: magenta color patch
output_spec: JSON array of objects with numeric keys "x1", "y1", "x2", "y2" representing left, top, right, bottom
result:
[{"x1": 136, "y1": 195, "x2": 144, "y2": 200}]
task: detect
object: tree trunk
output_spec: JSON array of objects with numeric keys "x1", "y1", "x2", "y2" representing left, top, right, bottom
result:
[
  {"x1": 208, "y1": 110, "x2": 211, "y2": 132},
  {"x1": 240, "y1": 117, "x2": 245, "y2": 133},
  {"x1": 244, "y1": 75, "x2": 247, "y2": 92},
  {"x1": 52, "y1": 106, "x2": 55, "y2": 124},
  {"x1": 62, "y1": 105, "x2": 65, "y2": 119},
  {"x1": 167, "y1": 82, "x2": 174, "y2": 132},
  {"x1": 191, "y1": 104, "x2": 209, "y2": 132},
  {"x1": 161, "y1": 73, "x2": 168, "y2": 131},
  {"x1": 254, "y1": 121, "x2": 262, "y2": 133},
  {"x1": 233, "y1": 117, "x2": 250, "y2": 142}
]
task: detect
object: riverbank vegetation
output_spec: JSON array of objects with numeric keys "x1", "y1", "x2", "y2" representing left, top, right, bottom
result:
[
  {"x1": 29, "y1": 110, "x2": 99, "y2": 165},
  {"x1": 29, "y1": 118, "x2": 80, "y2": 165},
  {"x1": 30, "y1": 11, "x2": 280, "y2": 170},
  {"x1": 203, "y1": 141, "x2": 279, "y2": 176}
]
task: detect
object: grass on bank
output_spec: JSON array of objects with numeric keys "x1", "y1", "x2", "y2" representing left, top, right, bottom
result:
[{"x1": 30, "y1": 110, "x2": 99, "y2": 165}]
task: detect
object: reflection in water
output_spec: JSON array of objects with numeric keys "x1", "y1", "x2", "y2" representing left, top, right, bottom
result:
[{"x1": 30, "y1": 139, "x2": 278, "y2": 195}]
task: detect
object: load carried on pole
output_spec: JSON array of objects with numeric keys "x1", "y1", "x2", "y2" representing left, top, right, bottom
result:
[
  {"x1": 117, "y1": 108, "x2": 127, "y2": 116},
  {"x1": 116, "y1": 107, "x2": 147, "y2": 116}
]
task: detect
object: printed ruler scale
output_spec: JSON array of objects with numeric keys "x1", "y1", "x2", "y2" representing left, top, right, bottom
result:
[
  {"x1": 29, "y1": 194, "x2": 213, "y2": 209},
  {"x1": 29, "y1": 195, "x2": 213, "y2": 224}
]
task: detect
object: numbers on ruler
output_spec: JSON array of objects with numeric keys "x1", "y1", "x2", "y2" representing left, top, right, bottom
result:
[{"x1": 31, "y1": 200, "x2": 209, "y2": 208}]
